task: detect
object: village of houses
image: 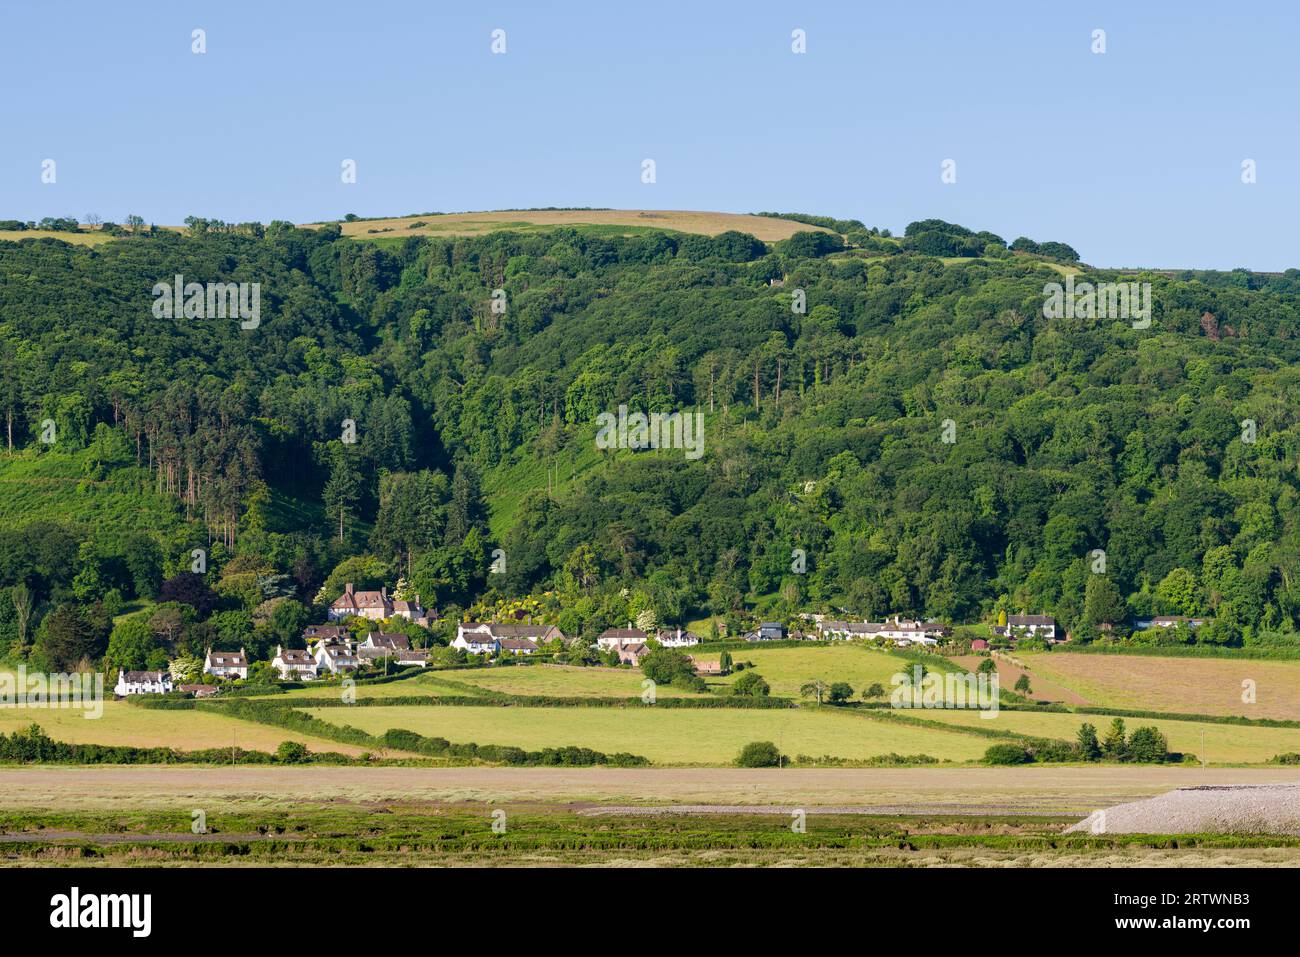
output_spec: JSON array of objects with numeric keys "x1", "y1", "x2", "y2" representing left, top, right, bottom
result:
[{"x1": 112, "y1": 582, "x2": 1204, "y2": 698}]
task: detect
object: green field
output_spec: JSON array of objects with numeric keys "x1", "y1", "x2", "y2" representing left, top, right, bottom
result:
[
  {"x1": 696, "y1": 645, "x2": 920, "y2": 698},
  {"x1": 0, "y1": 699, "x2": 367, "y2": 755},
  {"x1": 445, "y1": 664, "x2": 705, "y2": 698},
  {"x1": 917, "y1": 707, "x2": 1300, "y2": 764},
  {"x1": 264, "y1": 671, "x2": 457, "y2": 701},
  {"x1": 302, "y1": 703, "x2": 989, "y2": 765}
]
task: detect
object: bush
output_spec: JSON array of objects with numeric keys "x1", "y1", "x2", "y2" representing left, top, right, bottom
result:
[
  {"x1": 730, "y1": 671, "x2": 770, "y2": 697},
  {"x1": 275, "y1": 741, "x2": 310, "y2": 763},
  {"x1": 984, "y1": 743, "x2": 1032, "y2": 765},
  {"x1": 735, "y1": 740, "x2": 783, "y2": 767}
]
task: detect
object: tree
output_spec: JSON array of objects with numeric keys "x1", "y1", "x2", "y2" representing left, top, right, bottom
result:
[
  {"x1": 1155, "y1": 567, "x2": 1200, "y2": 616},
  {"x1": 799, "y1": 678, "x2": 827, "y2": 704},
  {"x1": 444, "y1": 462, "x2": 488, "y2": 544},
  {"x1": 862, "y1": 682, "x2": 886, "y2": 699},
  {"x1": 827, "y1": 681, "x2": 854, "y2": 703},
  {"x1": 730, "y1": 671, "x2": 770, "y2": 697},
  {"x1": 370, "y1": 470, "x2": 448, "y2": 575},
  {"x1": 1102, "y1": 718, "x2": 1128, "y2": 760},
  {"x1": 264, "y1": 599, "x2": 310, "y2": 649},
  {"x1": 1084, "y1": 574, "x2": 1127, "y2": 629},
  {"x1": 1014, "y1": 674, "x2": 1032, "y2": 696},
  {"x1": 31, "y1": 605, "x2": 107, "y2": 672},
  {"x1": 159, "y1": 573, "x2": 219, "y2": 617},
  {"x1": 640, "y1": 647, "x2": 697, "y2": 686},
  {"x1": 1076, "y1": 722, "x2": 1101, "y2": 761},
  {"x1": 718, "y1": 650, "x2": 733, "y2": 674},
  {"x1": 323, "y1": 443, "x2": 364, "y2": 543},
  {"x1": 105, "y1": 617, "x2": 164, "y2": 672},
  {"x1": 9, "y1": 583, "x2": 33, "y2": 651},
  {"x1": 1128, "y1": 726, "x2": 1169, "y2": 763},
  {"x1": 123, "y1": 534, "x2": 164, "y2": 599},
  {"x1": 735, "y1": 740, "x2": 783, "y2": 767}
]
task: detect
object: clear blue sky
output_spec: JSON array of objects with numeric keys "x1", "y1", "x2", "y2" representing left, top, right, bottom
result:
[{"x1": 2, "y1": 0, "x2": 1296, "y2": 269}]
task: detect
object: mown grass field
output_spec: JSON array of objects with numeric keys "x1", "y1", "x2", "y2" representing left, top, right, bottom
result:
[
  {"x1": 262, "y1": 671, "x2": 455, "y2": 701},
  {"x1": 301, "y1": 703, "x2": 990, "y2": 765},
  {"x1": 331, "y1": 209, "x2": 829, "y2": 242},
  {"x1": 917, "y1": 707, "x2": 1300, "y2": 765},
  {"x1": 446, "y1": 664, "x2": 706, "y2": 698},
  {"x1": 696, "y1": 645, "x2": 917, "y2": 698},
  {"x1": 0, "y1": 699, "x2": 368, "y2": 755},
  {"x1": 1017, "y1": 652, "x2": 1300, "y2": 721}
]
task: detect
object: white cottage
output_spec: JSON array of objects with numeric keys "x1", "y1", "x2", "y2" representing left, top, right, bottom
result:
[
  {"x1": 204, "y1": 647, "x2": 248, "y2": 680},
  {"x1": 115, "y1": 670, "x2": 173, "y2": 696}
]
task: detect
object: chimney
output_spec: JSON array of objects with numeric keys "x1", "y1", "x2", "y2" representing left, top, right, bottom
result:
[{"x1": 345, "y1": 582, "x2": 354, "y2": 594}]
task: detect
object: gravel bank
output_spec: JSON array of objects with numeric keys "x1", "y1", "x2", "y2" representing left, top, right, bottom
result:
[{"x1": 1066, "y1": 783, "x2": 1300, "y2": 835}]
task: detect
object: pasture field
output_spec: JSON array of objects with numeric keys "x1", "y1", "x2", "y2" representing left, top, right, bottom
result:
[
  {"x1": 696, "y1": 645, "x2": 916, "y2": 698},
  {"x1": 917, "y1": 707, "x2": 1300, "y2": 765},
  {"x1": 1017, "y1": 652, "x2": 1300, "y2": 721},
  {"x1": 300, "y1": 703, "x2": 989, "y2": 765},
  {"x1": 444, "y1": 664, "x2": 706, "y2": 698},
  {"x1": 0, "y1": 699, "x2": 369, "y2": 755},
  {"x1": 264, "y1": 671, "x2": 458, "y2": 701},
  {"x1": 332, "y1": 209, "x2": 829, "y2": 242}
]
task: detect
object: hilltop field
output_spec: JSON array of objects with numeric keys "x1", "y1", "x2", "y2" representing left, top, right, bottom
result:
[{"x1": 0, "y1": 209, "x2": 829, "y2": 249}]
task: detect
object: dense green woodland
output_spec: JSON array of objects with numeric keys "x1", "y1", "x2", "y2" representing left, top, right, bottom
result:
[{"x1": 1, "y1": 215, "x2": 1298, "y2": 672}]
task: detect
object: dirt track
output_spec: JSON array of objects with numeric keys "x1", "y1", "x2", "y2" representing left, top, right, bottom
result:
[{"x1": 2, "y1": 765, "x2": 1296, "y2": 814}]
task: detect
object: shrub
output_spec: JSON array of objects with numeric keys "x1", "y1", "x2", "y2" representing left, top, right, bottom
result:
[
  {"x1": 735, "y1": 740, "x2": 783, "y2": 767},
  {"x1": 984, "y1": 743, "x2": 1032, "y2": 765},
  {"x1": 275, "y1": 741, "x2": 310, "y2": 763}
]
